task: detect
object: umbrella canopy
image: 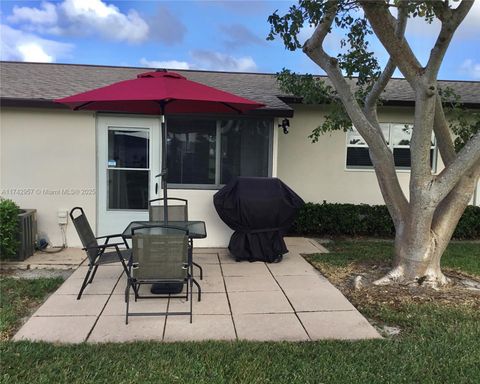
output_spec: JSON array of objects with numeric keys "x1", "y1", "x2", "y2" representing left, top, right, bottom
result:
[
  {"x1": 55, "y1": 70, "x2": 265, "y2": 114},
  {"x1": 55, "y1": 70, "x2": 265, "y2": 223}
]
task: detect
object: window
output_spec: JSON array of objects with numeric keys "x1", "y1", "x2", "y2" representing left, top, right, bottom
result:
[
  {"x1": 346, "y1": 123, "x2": 436, "y2": 170},
  {"x1": 167, "y1": 117, "x2": 272, "y2": 186},
  {"x1": 107, "y1": 128, "x2": 150, "y2": 210}
]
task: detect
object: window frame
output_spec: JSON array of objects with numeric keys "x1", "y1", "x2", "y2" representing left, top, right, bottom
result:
[
  {"x1": 167, "y1": 116, "x2": 274, "y2": 189},
  {"x1": 345, "y1": 122, "x2": 438, "y2": 173}
]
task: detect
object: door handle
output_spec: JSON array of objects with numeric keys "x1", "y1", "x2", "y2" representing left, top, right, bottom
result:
[{"x1": 155, "y1": 183, "x2": 158, "y2": 194}]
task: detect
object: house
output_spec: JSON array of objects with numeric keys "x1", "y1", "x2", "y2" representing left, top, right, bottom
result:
[{"x1": 1, "y1": 61, "x2": 479, "y2": 248}]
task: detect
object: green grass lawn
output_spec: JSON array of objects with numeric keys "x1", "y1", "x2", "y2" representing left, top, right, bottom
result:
[
  {"x1": 0, "y1": 277, "x2": 63, "y2": 340},
  {"x1": 1, "y1": 242, "x2": 479, "y2": 384},
  {"x1": 314, "y1": 240, "x2": 480, "y2": 275}
]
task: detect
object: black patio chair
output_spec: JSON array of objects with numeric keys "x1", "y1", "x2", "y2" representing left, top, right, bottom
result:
[
  {"x1": 125, "y1": 225, "x2": 201, "y2": 324},
  {"x1": 149, "y1": 197, "x2": 188, "y2": 222},
  {"x1": 148, "y1": 198, "x2": 203, "y2": 280},
  {"x1": 70, "y1": 207, "x2": 131, "y2": 300}
]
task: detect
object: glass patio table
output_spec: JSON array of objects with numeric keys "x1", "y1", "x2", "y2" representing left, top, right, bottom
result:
[
  {"x1": 122, "y1": 221, "x2": 207, "y2": 239},
  {"x1": 122, "y1": 220, "x2": 206, "y2": 295}
]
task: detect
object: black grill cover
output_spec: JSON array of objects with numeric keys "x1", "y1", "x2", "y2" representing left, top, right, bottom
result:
[{"x1": 213, "y1": 177, "x2": 304, "y2": 262}]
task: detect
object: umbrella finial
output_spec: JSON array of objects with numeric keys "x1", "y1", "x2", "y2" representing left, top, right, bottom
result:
[{"x1": 155, "y1": 68, "x2": 167, "y2": 72}]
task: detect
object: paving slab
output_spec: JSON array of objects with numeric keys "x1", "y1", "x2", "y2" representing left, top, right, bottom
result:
[
  {"x1": 196, "y1": 274, "x2": 226, "y2": 293},
  {"x1": 88, "y1": 315, "x2": 166, "y2": 342},
  {"x1": 229, "y1": 291, "x2": 293, "y2": 314},
  {"x1": 163, "y1": 315, "x2": 236, "y2": 341},
  {"x1": 275, "y1": 275, "x2": 329, "y2": 291},
  {"x1": 224, "y1": 275, "x2": 280, "y2": 292},
  {"x1": 221, "y1": 262, "x2": 270, "y2": 277},
  {"x1": 192, "y1": 253, "x2": 219, "y2": 264},
  {"x1": 194, "y1": 263, "x2": 222, "y2": 277},
  {"x1": 69, "y1": 265, "x2": 124, "y2": 280},
  {"x1": 55, "y1": 276, "x2": 119, "y2": 295},
  {"x1": 267, "y1": 260, "x2": 321, "y2": 277},
  {"x1": 102, "y1": 292, "x2": 169, "y2": 316},
  {"x1": 284, "y1": 237, "x2": 327, "y2": 254},
  {"x1": 218, "y1": 252, "x2": 237, "y2": 264},
  {"x1": 33, "y1": 294, "x2": 110, "y2": 317},
  {"x1": 234, "y1": 313, "x2": 309, "y2": 341},
  {"x1": 13, "y1": 316, "x2": 96, "y2": 343},
  {"x1": 298, "y1": 311, "x2": 381, "y2": 340},
  {"x1": 13, "y1": 239, "x2": 379, "y2": 343},
  {"x1": 285, "y1": 288, "x2": 357, "y2": 312},
  {"x1": 169, "y1": 292, "x2": 230, "y2": 315}
]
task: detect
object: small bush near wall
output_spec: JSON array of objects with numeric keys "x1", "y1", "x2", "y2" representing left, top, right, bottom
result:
[
  {"x1": 0, "y1": 198, "x2": 20, "y2": 259},
  {"x1": 293, "y1": 202, "x2": 480, "y2": 240}
]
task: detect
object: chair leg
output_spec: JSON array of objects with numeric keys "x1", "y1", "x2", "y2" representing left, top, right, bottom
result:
[
  {"x1": 87, "y1": 265, "x2": 99, "y2": 284},
  {"x1": 189, "y1": 275, "x2": 193, "y2": 323},
  {"x1": 125, "y1": 280, "x2": 131, "y2": 325},
  {"x1": 193, "y1": 262, "x2": 203, "y2": 280},
  {"x1": 192, "y1": 278, "x2": 202, "y2": 302},
  {"x1": 77, "y1": 267, "x2": 93, "y2": 300}
]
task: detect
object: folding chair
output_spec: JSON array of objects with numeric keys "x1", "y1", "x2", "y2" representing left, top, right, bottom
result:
[
  {"x1": 148, "y1": 198, "x2": 203, "y2": 280},
  {"x1": 70, "y1": 207, "x2": 131, "y2": 300},
  {"x1": 125, "y1": 225, "x2": 200, "y2": 324}
]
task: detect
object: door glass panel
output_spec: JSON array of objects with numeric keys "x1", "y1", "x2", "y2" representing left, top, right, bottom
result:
[
  {"x1": 108, "y1": 129, "x2": 149, "y2": 168},
  {"x1": 108, "y1": 170, "x2": 149, "y2": 209},
  {"x1": 107, "y1": 127, "x2": 150, "y2": 210}
]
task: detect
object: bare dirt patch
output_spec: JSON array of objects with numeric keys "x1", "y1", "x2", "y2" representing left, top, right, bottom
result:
[{"x1": 307, "y1": 258, "x2": 480, "y2": 312}]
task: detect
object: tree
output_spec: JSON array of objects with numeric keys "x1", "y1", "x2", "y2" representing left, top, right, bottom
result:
[{"x1": 268, "y1": 0, "x2": 480, "y2": 287}]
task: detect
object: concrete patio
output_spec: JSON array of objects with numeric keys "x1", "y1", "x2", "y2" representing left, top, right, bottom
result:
[{"x1": 13, "y1": 237, "x2": 381, "y2": 343}]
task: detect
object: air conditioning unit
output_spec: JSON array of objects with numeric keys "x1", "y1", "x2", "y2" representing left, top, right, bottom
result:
[{"x1": 16, "y1": 209, "x2": 37, "y2": 260}]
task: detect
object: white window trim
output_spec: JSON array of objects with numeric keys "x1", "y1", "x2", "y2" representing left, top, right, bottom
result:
[{"x1": 344, "y1": 123, "x2": 438, "y2": 173}]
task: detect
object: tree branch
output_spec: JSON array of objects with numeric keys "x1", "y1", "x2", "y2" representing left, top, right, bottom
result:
[
  {"x1": 360, "y1": 0, "x2": 422, "y2": 85},
  {"x1": 303, "y1": 1, "x2": 409, "y2": 224},
  {"x1": 426, "y1": 0, "x2": 474, "y2": 79},
  {"x1": 364, "y1": 3, "x2": 408, "y2": 127},
  {"x1": 433, "y1": 94, "x2": 456, "y2": 166},
  {"x1": 433, "y1": 132, "x2": 480, "y2": 202}
]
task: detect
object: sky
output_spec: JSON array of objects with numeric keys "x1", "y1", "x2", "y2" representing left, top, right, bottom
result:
[{"x1": 1, "y1": 0, "x2": 479, "y2": 80}]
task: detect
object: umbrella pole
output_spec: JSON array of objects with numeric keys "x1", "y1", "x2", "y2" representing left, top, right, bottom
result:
[{"x1": 160, "y1": 105, "x2": 168, "y2": 224}]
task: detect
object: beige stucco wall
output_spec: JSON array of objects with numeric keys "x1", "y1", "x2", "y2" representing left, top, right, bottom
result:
[
  {"x1": 276, "y1": 104, "x2": 476, "y2": 205},
  {"x1": 1, "y1": 105, "x2": 477, "y2": 251},
  {"x1": 0, "y1": 108, "x2": 96, "y2": 247}
]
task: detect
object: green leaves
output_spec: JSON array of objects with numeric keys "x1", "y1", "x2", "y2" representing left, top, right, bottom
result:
[
  {"x1": 0, "y1": 198, "x2": 20, "y2": 259},
  {"x1": 275, "y1": 69, "x2": 353, "y2": 141},
  {"x1": 439, "y1": 86, "x2": 480, "y2": 152}
]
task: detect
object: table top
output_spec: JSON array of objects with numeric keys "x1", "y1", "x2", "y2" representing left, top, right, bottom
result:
[{"x1": 122, "y1": 221, "x2": 207, "y2": 239}]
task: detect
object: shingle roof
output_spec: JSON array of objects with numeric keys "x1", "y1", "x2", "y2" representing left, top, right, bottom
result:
[{"x1": 1, "y1": 61, "x2": 479, "y2": 116}]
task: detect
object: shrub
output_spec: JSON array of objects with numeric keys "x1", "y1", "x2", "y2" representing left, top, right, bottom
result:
[
  {"x1": 0, "y1": 198, "x2": 20, "y2": 259},
  {"x1": 292, "y1": 202, "x2": 480, "y2": 240}
]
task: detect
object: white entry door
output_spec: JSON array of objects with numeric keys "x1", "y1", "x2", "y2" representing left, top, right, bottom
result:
[{"x1": 97, "y1": 115, "x2": 161, "y2": 236}]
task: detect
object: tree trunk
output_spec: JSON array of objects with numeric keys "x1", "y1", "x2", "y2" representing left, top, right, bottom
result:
[{"x1": 376, "y1": 215, "x2": 449, "y2": 287}]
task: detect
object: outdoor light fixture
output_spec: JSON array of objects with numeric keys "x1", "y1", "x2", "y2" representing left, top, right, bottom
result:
[{"x1": 279, "y1": 118, "x2": 290, "y2": 134}]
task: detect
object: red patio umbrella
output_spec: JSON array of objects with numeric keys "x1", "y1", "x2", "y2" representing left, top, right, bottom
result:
[{"x1": 55, "y1": 70, "x2": 265, "y2": 221}]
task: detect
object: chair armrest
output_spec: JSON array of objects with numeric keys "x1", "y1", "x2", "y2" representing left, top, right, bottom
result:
[
  {"x1": 83, "y1": 242, "x2": 125, "y2": 251},
  {"x1": 96, "y1": 234, "x2": 130, "y2": 248}
]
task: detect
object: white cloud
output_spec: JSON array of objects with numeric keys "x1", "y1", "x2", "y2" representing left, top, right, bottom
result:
[
  {"x1": 8, "y1": 2, "x2": 57, "y2": 25},
  {"x1": 17, "y1": 43, "x2": 53, "y2": 62},
  {"x1": 6, "y1": 0, "x2": 149, "y2": 44},
  {"x1": 141, "y1": 51, "x2": 258, "y2": 73},
  {"x1": 460, "y1": 59, "x2": 480, "y2": 80},
  {"x1": 140, "y1": 58, "x2": 190, "y2": 70},
  {"x1": 0, "y1": 24, "x2": 73, "y2": 62},
  {"x1": 190, "y1": 50, "x2": 257, "y2": 72}
]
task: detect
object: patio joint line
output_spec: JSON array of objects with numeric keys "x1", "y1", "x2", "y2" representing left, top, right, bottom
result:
[
  {"x1": 218, "y1": 251, "x2": 238, "y2": 340},
  {"x1": 265, "y1": 263, "x2": 313, "y2": 341},
  {"x1": 85, "y1": 273, "x2": 122, "y2": 342}
]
